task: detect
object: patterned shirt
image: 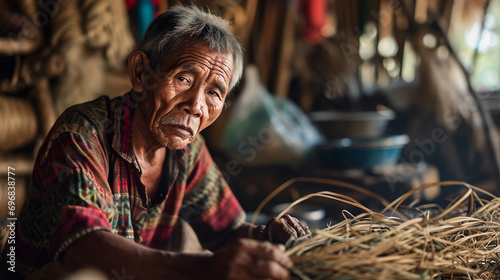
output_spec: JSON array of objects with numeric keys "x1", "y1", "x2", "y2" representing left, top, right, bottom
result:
[{"x1": 4, "y1": 91, "x2": 245, "y2": 278}]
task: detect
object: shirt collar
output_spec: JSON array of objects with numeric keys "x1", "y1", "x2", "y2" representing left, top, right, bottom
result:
[{"x1": 111, "y1": 90, "x2": 137, "y2": 165}]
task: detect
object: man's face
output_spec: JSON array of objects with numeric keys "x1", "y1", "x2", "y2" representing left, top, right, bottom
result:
[{"x1": 141, "y1": 42, "x2": 233, "y2": 150}]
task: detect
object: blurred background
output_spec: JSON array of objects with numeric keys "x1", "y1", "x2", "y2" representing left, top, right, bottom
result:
[{"x1": 1, "y1": 0, "x2": 500, "y2": 226}]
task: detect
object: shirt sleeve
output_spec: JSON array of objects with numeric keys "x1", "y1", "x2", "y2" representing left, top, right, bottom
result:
[
  {"x1": 20, "y1": 120, "x2": 114, "y2": 265},
  {"x1": 179, "y1": 136, "x2": 246, "y2": 251}
]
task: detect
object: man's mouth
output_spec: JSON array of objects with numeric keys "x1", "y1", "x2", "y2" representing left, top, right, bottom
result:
[
  {"x1": 159, "y1": 115, "x2": 197, "y2": 139},
  {"x1": 171, "y1": 124, "x2": 194, "y2": 136},
  {"x1": 159, "y1": 122, "x2": 195, "y2": 138}
]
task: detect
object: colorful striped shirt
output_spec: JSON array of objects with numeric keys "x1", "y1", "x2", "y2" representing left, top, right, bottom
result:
[{"x1": 4, "y1": 91, "x2": 245, "y2": 278}]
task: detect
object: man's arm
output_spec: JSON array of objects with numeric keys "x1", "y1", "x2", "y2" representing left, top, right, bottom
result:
[
  {"x1": 63, "y1": 230, "x2": 293, "y2": 280},
  {"x1": 63, "y1": 231, "x2": 207, "y2": 279}
]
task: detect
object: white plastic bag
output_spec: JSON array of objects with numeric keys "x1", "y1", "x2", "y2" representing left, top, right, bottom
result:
[{"x1": 222, "y1": 65, "x2": 324, "y2": 166}]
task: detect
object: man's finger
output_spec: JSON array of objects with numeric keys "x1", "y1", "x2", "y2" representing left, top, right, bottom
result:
[
  {"x1": 237, "y1": 239, "x2": 293, "y2": 269},
  {"x1": 282, "y1": 215, "x2": 307, "y2": 237},
  {"x1": 248, "y1": 257, "x2": 291, "y2": 280},
  {"x1": 291, "y1": 216, "x2": 311, "y2": 236},
  {"x1": 281, "y1": 220, "x2": 299, "y2": 239}
]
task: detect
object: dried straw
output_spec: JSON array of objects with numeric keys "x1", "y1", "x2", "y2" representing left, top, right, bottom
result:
[{"x1": 252, "y1": 178, "x2": 500, "y2": 280}]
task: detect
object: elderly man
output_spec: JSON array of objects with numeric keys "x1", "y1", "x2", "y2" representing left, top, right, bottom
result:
[{"x1": 3, "y1": 5, "x2": 310, "y2": 280}]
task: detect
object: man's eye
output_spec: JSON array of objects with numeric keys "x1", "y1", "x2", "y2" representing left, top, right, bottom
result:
[
  {"x1": 207, "y1": 90, "x2": 219, "y2": 96},
  {"x1": 177, "y1": 77, "x2": 189, "y2": 83}
]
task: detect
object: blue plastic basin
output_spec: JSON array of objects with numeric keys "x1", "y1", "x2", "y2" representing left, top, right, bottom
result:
[{"x1": 315, "y1": 134, "x2": 409, "y2": 169}]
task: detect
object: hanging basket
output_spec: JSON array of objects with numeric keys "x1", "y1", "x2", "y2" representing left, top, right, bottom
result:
[{"x1": 0, "y1": 95, "x2": 38, "y2": 154}]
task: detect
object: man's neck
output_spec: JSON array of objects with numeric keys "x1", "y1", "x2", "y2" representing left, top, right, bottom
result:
[{"x1": 131, "y1": 103, "x2": 165, "y2": 164}]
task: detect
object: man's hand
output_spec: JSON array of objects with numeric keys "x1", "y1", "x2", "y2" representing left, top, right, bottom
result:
[
  {"x1": 262, "y1": 214, "x2": 311, "y2": 244},
  {"x1": 207, "y1": 238, "x2": 293, "y2": 280}
]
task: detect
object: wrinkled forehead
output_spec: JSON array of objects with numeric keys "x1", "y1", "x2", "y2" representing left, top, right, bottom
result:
[{"x1": 159, "y1": 40, "x2": 234, "y2": 77}]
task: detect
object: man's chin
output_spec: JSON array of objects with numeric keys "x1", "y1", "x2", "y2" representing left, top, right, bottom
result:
[{"x1": 158, "y1": 135, "x2": 193, "y2": 150}]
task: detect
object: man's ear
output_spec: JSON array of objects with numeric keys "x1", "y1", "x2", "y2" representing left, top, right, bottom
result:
[{"x1": 128, "y1": 50, "x2": 150, "y2": 93}]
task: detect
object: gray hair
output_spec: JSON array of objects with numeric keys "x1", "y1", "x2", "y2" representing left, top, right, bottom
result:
[{"x1": 140, "y1": 5, "x2": 244, "y2": 92}]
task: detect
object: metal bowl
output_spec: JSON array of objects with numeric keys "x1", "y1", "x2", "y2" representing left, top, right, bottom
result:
[
  {"x1": 315, "y1": 134, "x2": 409, "y2": 169},
  {"x1": 310, "y1": 109, "x2": 395, "y2": 139}
]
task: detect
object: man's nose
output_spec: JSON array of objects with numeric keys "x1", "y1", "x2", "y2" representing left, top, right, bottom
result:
[{"x1": 180, "y1": 87, "x2": 204, "y2": 117}]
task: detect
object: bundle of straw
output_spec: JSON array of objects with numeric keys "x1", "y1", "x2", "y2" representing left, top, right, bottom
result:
[{"x1": 252, "y1": 178, "x2": 500, "y2": 280}]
